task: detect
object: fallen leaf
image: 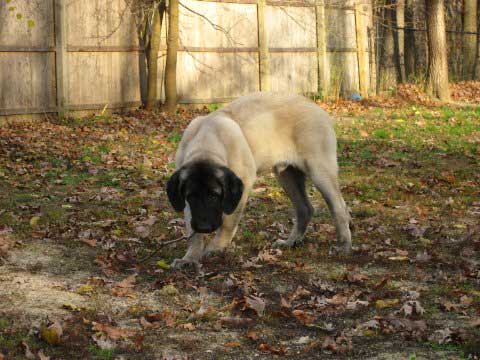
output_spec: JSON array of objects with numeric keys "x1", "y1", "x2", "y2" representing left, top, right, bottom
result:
[
  {"x1": 280, "y1": 295, "x2": 292, "y2": 309},
  {"x1": 80, "y1": 237, "x2": 97, "y2": 247},
  {"x1": 398, "y1": 300, "x2": 425, "y2": 317},
  {"x1": 388, "y1": 256, "x2": 409, "y2": 261},
  {"x1": 375, "y1": 299, "x2": 400, "y2": 309},
  {"x1": 219, "y1": 317, "x2": 254, "y2": 328},
  {"x1": 76, "y1": 284, "x2": 94, "y2": 295},
  {"x1": 292, "y1": 309, "x2": 317, "y2": 325},
  {"x1": 346, "y1": 300, "x2": 369, "y2": 310},
  {"x1": 345, "y1": 272, "x2": 369, "y2": 284},
  {"x1": 156, "y1": 260, "x2": 170, "y2": 269},
  {"x1": 92, "y1": 322, "x2": 135, "y2": 340},
  {"x1": 290, "y1": 286, "x2": 311, "y2": 300},
  {"x1": 244, "y1": 295, "x2": 266, "y2": 316},
  {"x1": 158, "y1": 284, "x2": 179, "y2": 296},
  {"x1": 258, "y1": 343, "x2": 287, "y2": 355},
  {"x1": 326, "y1": 294, "x2": 348, "y2": 306},
  {"x1": 0, "y1": 228, "x2": 14, "y2": 257},
  {"x1": 224, "y1": 341, "x2": 241, "y2": 348},
  {"x1": 41, "y1": 320, "x2": 63, "y2": 345},
  {"x1": 180, "y1": 323, "x2": 195, "y2": 331},
  {"x1": 111, "y1": 274, "x2": 137, "y2": 298},
  {"x1": 246, "y1": 330, "x2": 259, "y2": 341},
  {"x1": 29, "y1": 216, "x2": 40, "y2": 227}
]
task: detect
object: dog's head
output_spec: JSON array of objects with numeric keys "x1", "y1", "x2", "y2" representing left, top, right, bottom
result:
[{"x1": 166, "y1": 161, "x2": 244, "y2": 233}]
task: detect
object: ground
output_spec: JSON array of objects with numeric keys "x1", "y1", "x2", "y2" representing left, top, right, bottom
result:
[{"x1": 0, "y1": 88, "x2": 479, "y2": 359}]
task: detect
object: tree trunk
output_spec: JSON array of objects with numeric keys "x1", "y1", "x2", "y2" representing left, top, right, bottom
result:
[
  {"x1": 404, "y1": 0, "x2": 416, "y2": 80},
  {"x1": 413, "y1": 0, "x2": 428, "y2": 78},
  {"x1": 426, "y1": 0, "x2": 450, "y2": 101},
  {"x1": 462, "y1": 0, "x2": 478, "y2": 79},
  {"x1": 380, "y1": 0, "x2": 397, "y2": 90},
  {"x1": 164, "y1": 0, "x2": 179, "y2": 114},
  {"x1": 476, "y1": 22, "x2": 480, "y2": 79},
  {"x1": 396, "y1": 0, "x2": 406, "y2": 82},
  {"x1": 146, "y1": 2, "x2": 165, "y2": 110}
]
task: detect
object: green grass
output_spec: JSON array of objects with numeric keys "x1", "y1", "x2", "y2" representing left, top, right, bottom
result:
[{"x1": 88, "y1": 345, "x2": 115, "y2": 360}]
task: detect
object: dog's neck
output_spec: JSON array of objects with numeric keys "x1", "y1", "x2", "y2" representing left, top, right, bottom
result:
[{"x1": 184, "y1": 149, "x2": 227, "y2": 168}]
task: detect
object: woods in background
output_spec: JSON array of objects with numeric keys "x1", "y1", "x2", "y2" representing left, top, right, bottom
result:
[
  {"x1": 375, "y1": 0, "x2": 479, "y2": 101},
  {"x1": 130, "y1": 0, "x2": 479, "y2": 111}
]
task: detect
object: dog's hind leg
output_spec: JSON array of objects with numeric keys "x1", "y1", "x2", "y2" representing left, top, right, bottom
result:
[
  {"x1": 273, "y1": 166, "x2": 314, "y2": 248},
  {"x1": 307, "y1": 161, "x2": 352, "y2": 254}
]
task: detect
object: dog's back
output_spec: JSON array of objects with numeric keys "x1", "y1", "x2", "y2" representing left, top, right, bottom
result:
[{"x1": 216, "y1": 92, "x2": 337, "y2": 173}]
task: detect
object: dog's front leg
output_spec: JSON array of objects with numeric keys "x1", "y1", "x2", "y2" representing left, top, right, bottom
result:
[
  {"x1": 204, "y1": 187, "x2": 250, "y2": 255},
  {"x1": 171, "y1": 204, "x2": 205, "y2": 271}
]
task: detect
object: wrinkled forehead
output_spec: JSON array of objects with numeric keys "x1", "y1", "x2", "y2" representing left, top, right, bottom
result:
[{"x1": 183, "y1": 163, "x2": 223, "y2": 190}]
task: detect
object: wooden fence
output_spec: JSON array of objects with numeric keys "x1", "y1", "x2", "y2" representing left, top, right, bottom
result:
[{"x1": 0, "y1": 0, "x2": 374, "y2": 118}]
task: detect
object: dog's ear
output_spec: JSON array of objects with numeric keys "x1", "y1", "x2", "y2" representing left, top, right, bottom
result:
[
  {"x1": 167, "y1": 169, "x2": 186, "y2": 212},
  {"x1": 221, "y1": 167, "x2": 244, "y2": 215}
]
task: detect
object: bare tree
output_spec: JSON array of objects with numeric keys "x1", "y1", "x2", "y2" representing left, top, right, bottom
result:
[
  {"x1": 130, "y1": 0, "x2": 166, "y2": 109},
  {"x1": 164, "y1": 0, "x2": 179, "y2": 114},
  {"x1": 404, "y1": 0, "x2": 416, "y2": 80},
  {"x1": 425, "y1": 0, "x2": 450, "y2": 101},
  {"x1": 396, "y1": 0, "x2": 406, "y2": 82},
  {"x1": 462, "y1": 0, "x2": 478, "y2": 79},
  {"x1": 379, "y1": 0, "x2": 397, "y2": 90},
  {"x1": 146, "y1": 2, "x2": 166, "y2": 109}
]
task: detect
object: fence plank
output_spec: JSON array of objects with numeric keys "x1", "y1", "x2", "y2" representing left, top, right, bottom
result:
[
  {"x1": 257, "y1": 0, "x2": 270, "y2": 90},
  {"x1": 316, "y1": 1, "x2": 328, "y2": 96},
  {"x1": 355, "y1": 1, "x2": 369, "y2": 98},
  {"x1": 55, "y1": 0, "x2": 68, "y2": 115}
]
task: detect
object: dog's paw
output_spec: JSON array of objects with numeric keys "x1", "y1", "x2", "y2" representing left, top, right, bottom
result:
[
  {"x1": 272, "y1": 239, "x2": 296, "y2": 248},
  {"x1": 170, "y1": 258, "x2": 203, "y2": 272},
  {"x1": 328, "y1": 243, "x2": 352, "y2": 256},
  {"x1": 203, "y1": 248, "x2": 227, "y2": 258}
]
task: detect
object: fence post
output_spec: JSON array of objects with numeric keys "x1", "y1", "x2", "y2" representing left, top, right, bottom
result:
[
  {"x1": 315, "y1": 0, "x2": 328, "y2": 98},
  {"x1": 54, "y1": 0, "x2": 68, "y2": 117},
  {"x1": 257, "y1": 0, "x2": 270, "y2": 91},
  {"x1": 354, "y1": 1, "x2": 369, "y2": 98}
]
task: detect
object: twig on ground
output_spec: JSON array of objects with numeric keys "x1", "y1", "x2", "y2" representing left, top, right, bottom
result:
[{"x1": 139, "y1": 232, "x2": 195, "y2": 263}]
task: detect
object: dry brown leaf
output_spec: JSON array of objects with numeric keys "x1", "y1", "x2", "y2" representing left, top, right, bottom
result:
[
  {"x1": 244, "y1": 295, "x2": 266, "y2": 316},
  {"x1": 0, "y1": 228, "x2": 14, "y2": 257},
  {"x1": 224, "y1": 341, "x2": 241, "y2": 348},
  {"x1": 292, "y1": 310, "x2": 317, "y2": 325},
  {"x1": 92, "y1": 322, "x2": 135, "y2": 340},
  {"x1": 326, "y1": 294, "x2": 348, "y2": 306},
  {"x1": 290, "y1": 286, "x2": 311, "y2": 300},
  {"x1": 80, "y1": 237, "x2": 97, "y2": 247},
  {"x1": 375, "y1": 299, "x2": 400, "y2": 309},
  {"x1": 280, "y1": 295, "x2": 292, "y2": 309},
  {"x1": 180, "y1": 323, "x2": 196, "y2": 331},
  {"x1": 246, "y1": 330, "x2": 259, "y2": 341},
  {"x1": 258, "y1": 343, "x2": 287, "y2": 355},
  {"x1": 111, "y1": 274, "x2": 137, "y2": 298},
  {"x1": 219, "y1": 317, "x2": 254, "y2": 328}
]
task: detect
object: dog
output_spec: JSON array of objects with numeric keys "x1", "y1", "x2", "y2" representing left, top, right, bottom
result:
[{"x1": 167, "y1": 92, "x2": 352, "y2": 269}]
